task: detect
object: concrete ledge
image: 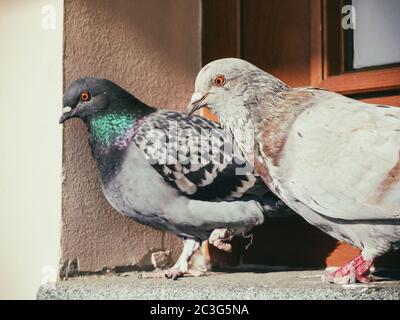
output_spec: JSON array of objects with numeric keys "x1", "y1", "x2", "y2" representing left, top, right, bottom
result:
[{"x1": 37, "y1": 268, "x2": 400, "y2": 300}]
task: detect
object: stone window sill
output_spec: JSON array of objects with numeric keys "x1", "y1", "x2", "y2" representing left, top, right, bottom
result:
[{"x1": 37, "y1": 267, "x2": 400, "y2": 300}]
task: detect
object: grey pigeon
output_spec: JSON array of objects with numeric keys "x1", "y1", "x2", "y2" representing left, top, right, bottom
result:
[
  {"x1": 60, "y1": 77, "x2": 290, "y2": 279},
  {"x1": 188, "y1": 58, "x2": 400, "y2": 284}
]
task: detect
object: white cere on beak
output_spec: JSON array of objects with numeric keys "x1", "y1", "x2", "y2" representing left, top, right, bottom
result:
[
  {"x1": 190, "y1": 92, "x2": 206, "y2": 105},
  {"x1": 63, "y1": 106, "x2": 72, "y2": 114}
]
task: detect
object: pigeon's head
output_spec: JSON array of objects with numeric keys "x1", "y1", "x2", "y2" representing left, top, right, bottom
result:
[
  {"x1": 60, "y1": 78, "x2": 127, "y2": 124},
  {"x1": 187, "y1": 58, "x2": 287, "y2": 117}
]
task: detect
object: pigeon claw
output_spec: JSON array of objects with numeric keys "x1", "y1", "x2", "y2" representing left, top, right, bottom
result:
[
  {"x1": 163, "y1": 268, "x2": 205, "y2": 280},
  {"x1": 164, "y1": 270, "x2": 185, "y2": 280}
]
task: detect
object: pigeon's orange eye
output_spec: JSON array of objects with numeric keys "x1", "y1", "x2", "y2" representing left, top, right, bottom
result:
[
  {"x1": 213, "y1": 75, "x2": 226, "y2": 87},
  {"x1": 80, "y1": 90, "x2": 91, "y2": 102}
]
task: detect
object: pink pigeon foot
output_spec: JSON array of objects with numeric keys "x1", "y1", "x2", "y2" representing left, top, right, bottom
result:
[{"x1": 323, "y1": 255, "x2": 373, "y2": 284}]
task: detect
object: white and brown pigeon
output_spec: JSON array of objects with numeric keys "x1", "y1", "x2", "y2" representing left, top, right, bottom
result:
[
  {"x1": 60, "y1": 77, "x2": 291, "y2": 279},
  {"x1": 188, "y1": 58, "x2": 400, "y2": 284}
]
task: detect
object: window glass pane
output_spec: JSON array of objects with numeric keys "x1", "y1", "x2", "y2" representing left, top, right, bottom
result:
[{"x1": 352, "y1": 0, "x2": 400, "y2": 69}]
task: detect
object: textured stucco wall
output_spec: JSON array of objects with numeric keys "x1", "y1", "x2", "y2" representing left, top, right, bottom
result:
[{"x1": 62, "y1": 0, "x2": 201, "y2": 273}]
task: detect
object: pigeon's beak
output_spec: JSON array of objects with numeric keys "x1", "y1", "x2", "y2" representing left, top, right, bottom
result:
[
  {"x1": 187, "y1": 92, "x2": 208, "y2": 116},
  {"x1": 59, "y1": 106, "x2": 73, "y2": 124}
]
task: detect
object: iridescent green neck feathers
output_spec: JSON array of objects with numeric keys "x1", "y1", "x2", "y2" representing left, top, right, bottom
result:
[{"x1": 90, "y1": 111, "x2": 137, "y2": 147}]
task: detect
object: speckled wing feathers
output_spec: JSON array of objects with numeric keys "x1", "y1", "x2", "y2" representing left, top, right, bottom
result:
[{"x1": 133, "y1": 111, "x2": 257, "y2": 201}]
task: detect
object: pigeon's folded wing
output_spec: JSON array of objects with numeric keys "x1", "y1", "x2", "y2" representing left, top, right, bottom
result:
[
  {"x1": 134, "y1": 111, "x2": 257, "y2": 201},
  {"x1": 278, "y1": 90, "x2": 400, "y2": 221}
]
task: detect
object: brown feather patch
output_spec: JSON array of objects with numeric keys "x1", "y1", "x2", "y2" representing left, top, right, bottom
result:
[
  {"x1": 254, "y1": 156, "x2": 272, "y2": 186},
  {"x1": 376, "y1": 152, "x2": 400, "y2": 202},
  {"x1": 254, "y1": 89, "x2": 314, "y2": 166}
]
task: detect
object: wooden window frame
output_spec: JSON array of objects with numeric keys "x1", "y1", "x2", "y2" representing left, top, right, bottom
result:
[{"x1": 311, "y1": 0, "x2": 400, "y2": 97}]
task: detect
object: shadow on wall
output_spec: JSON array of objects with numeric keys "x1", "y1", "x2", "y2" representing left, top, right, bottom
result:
[
  {"x1": 214, "y1": 216, "x2": 400, "y2": 269},
  {"x1": 244, "y1": 217, "x2": 340, "y2": 268},
  {"x1": 209, "y1": 216, "x2": 340, "y2": 269}
]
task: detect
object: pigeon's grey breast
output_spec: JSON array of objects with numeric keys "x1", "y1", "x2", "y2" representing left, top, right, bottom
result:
[{"x1": 102, "y1": 141, "x2": 207, "y2": 237}]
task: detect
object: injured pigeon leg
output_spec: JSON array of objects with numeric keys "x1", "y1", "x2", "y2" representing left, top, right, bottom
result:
[
  {"x1": 323, "y1": 255, "x2": 373, "y2": 284},
  {"x1": 139, "y1": 239, "x2": 203, "y2": 280}
]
